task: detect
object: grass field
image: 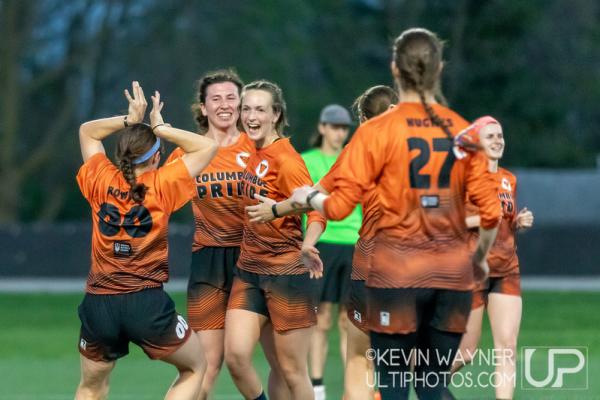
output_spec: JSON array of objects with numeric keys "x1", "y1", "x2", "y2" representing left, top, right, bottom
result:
[{"x1": 1, "y1": 291, "x2": 599, "y2": 399}]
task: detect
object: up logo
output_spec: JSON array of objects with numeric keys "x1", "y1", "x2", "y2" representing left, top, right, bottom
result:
[
  {"x1": 521, "y1": 347, "x2": 588, "y2": 390},
  {"x1": 255, "y1": 159, "x2": 269, "y2": 178},
  {"x1": 236, "y1": 151, "x2": 250, "y2": 168}
]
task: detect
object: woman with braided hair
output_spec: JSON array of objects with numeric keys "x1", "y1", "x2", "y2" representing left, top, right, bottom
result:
[
  {"x1": 291, "y1": 28, "x2": 502, "y2": 399},
  {"x1": 75, "y1": 81, "x2": 217, "y2": 399}
]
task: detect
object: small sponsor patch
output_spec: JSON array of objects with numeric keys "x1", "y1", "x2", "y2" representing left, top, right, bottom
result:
[
  {"x1": 80, "y1": 338, "x2": 87, "y2": 350},
  {"x1": 113, "y1": 241, "x2": 132, "y2": 257},
  {"x1": 380, "y1": 311, "x2": 390, "y2": 327},
  {"x1": 420, "y1": 195, "x2": 440, "y2": 208},
  {"x1": 354, "y1": 310, "x2": 362, "y2": 323}
]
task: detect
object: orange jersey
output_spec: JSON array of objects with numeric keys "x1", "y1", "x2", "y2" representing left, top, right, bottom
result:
[
  {"x1": 76, "y1": 153, "x2": 195, "y2": 294},
  {"x1": 323, "y1": 103, "x2": 502, "y2": 290},
  {"x1": 468, "y1": 168, "x2": 519, "y2": 276},
  {"x1": 320, "y1": 147, "x2": 381, "y2": 280},
  {"x1": 167, "y1": 132, "x2": 254, "y2": 250},
  {"x1": 238, "y1": 138, "x2": 326, "y2": 275}
]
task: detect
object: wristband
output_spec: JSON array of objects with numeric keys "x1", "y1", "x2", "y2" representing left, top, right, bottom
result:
[
  {"x1": 306, "y1": 190, "x2": 320, "y2": 208},
  {"x1": 271, "y1": 203, "x2": 280, "y2": 218},
  {"x1": 152, "y1": 123, "x2": 165, "y2": 131},
  {"x1": 124, "y1": 116, "x2": 129, "y2": 127}
]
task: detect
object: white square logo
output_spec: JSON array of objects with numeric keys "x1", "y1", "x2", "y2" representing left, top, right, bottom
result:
[
  {"x1": 353, "y1": 310, "x2": 362, "y2": 323},
  {"x1": 380, "y1": 311, "x2": 390, "y2": 327}
]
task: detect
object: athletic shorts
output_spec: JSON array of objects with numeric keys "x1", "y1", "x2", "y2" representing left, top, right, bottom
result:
[
  {"x1": 317, "y1": 242, "x2": 354, "y2": 304},
  {"x1": 346, "y1": 279, "x2": 368, "y2": 333},
  {"x1": 228, "y1": 268, "x2": 319, "y2": 332},
  {"x1": 78, "y1": 288, "x2": 191, "y2": 362},
  {"x1": 187, "y1": 246, "x2": 239, "y2": 330},
  {"x1": 366, "y1": 287, "x2": 472, "y2": 335},
  {"x1": 472, "y1": 273, "x2": 521, "y2": 309}
]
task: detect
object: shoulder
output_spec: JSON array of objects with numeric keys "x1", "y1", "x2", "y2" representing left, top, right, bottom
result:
[{"x1": 499, "y1": 167, "x2": 517, "y2": 184}]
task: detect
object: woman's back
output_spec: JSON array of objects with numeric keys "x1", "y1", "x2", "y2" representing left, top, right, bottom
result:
[{"x1": 77, "y1": 153, "x2": 195, "y2": 294}]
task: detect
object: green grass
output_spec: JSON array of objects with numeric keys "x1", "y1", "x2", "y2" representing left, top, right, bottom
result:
[{"x1": 0, "y1": 291, "x2": 599, "y2": 399}]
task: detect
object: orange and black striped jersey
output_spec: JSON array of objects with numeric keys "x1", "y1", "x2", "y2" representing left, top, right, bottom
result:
[
  {"x1": 323, "y1": 103, "x2": 502, "y2": 290},
  {"x1": 320, "y1": 147, "x2": 381, "y2": 280},
  {"x1": 76, "y1": 153, "x2": 195, "y2": 294},
  {"x1": 167, "y1": 132, "x2": 254, "y2": 250},
  {"x1": 238, "y1": 138, "x2": 326, "y2": 275},
  {"x1": 468, "y1": 168, "x2": 519, "y2": 276}
]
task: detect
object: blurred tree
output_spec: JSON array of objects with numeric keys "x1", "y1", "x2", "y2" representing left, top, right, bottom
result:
[{"x1": 0, "y1": 0, "x2": 599, "y2": 222}]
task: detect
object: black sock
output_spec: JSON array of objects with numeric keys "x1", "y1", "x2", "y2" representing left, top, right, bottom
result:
[
  {"x1": 311, "y1": 378, "x2": 324, "y2": 386},
  {"x1": 253, "y1": 391, "x2": 267, "y2": 400}
]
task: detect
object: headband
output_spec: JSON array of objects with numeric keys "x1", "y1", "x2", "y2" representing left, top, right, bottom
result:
[
  {"x1": 132, "y1": 137, "x2": 161, "y2": 165},
  {"x1": 453, "y1": 116, "x2": 500, "y2": 159}
]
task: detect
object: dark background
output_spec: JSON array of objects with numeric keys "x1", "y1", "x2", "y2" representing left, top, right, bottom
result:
[{"x1": 1, "y1": 0, "x2": 599, "y2": 276}]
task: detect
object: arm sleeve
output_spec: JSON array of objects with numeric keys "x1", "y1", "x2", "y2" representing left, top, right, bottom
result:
[
  {"x1": 323, "y1": 124, "x2": 386, "y2": 221},
  {"x1": 155, "y1": 157, "x2": 196, "y2": 214},
  {"x1": 277, "y1": 155, "x2": 327, "y2": 230},
  {"x1": 165, "y1": 147, "x2": 185, "y2": 164},
  {"x1": 465, "y1": 152, "x2": 502, "y2": 229},
  {"x1": 75, "y1": 153, "x2": 114, "y2": 202}
]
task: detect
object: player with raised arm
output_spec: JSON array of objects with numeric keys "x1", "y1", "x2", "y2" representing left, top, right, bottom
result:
[
  {"x1": 75, "y1": 81, "x2": 217, "y2": 400},
  {"x1": 290, "y1": 28, "x2": 502, "y2": 399}
]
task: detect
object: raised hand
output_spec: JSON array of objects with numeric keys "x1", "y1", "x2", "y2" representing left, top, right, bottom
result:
[
  {"x1": 124, "y1": 81, "x2": 147, "y2": 124},
  {"x1": 246, "y1": 194, "x2": 277, "y2": 223},
  {"x1": 150, "y1": 90, "x2": 165, "y2": 129},
  {"x1": 516, "y1": 207, "x2": 534, "y2": 230},
  {"x1": 302, "y1": 245, "x2": 323, "y2": 279}
]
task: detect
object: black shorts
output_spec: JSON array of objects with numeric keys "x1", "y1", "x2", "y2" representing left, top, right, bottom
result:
[
  {"x1": 346, "y1": 279, "x2": 368, "y2": 333},
  {"x1": 78, "y1": 288, "x2": 191, "y2": 362},
  {"x1": 187, "y1": 246, "x2": 239, "y2": 330},
  {"x1": 366, "y1": 287, "x2": 472, "y2": 335},
  {"x1": 317, "y1": 242, "x2": 354, "y2": 304},
  {"x1": 228, "y1": 268, "x2": 319, "y2": 332}
]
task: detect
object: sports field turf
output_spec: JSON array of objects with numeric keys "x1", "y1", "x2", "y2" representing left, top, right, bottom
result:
[{"x1": 0, "y1": 291, "x2": 598, "y2": 399}]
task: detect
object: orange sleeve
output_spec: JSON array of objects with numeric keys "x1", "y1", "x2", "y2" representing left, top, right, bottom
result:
[
  {"x1": 155, "y1": 157, "x2": 196, "y2": 214},
  {"x1": 76, "y1": 153, "x2": 115, "y2": 202},
  {"x1": 277, "y1": 154, "x2": 326, "y2": 230},
  {"x1": 323, "y1": 124, "x2": 385, "y2": 221},
  {"x1": 165, "y1": 147, "x2": 185, "y2": 163},
  {"x1": 465, "y1": 199, "x2": 479, "y2": 218},
  {"x1": 466, "y1": 152, "x2": 502, "y2": 229}
]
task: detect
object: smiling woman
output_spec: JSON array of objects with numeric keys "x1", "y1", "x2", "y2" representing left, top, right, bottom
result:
[
  {"x1": 165, "y1": 69, "x2": 259, "y2": 400},
  {"x1": 224, "y1": 80, "x2": 327, "y2": 400}
]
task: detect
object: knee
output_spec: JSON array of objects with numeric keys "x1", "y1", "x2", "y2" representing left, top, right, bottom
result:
[
  {"x1": 76, "y1": 384, "x2": 109, "y2": 400},
  {"x1": 495, "y1": 335, "x2": 518, "y2": 362},
  {"x1": 338, "y1": 310, "x2": 349, "y2": 330},
  {"x1": 316, "y1": 310, "x2": 333, "y2": 331},
  {"x1": 78, "y1": 369, "x2": 111, "y2": 400},
  {"x1": 203, "y1": 351, "x2": 224, "y2": 380},
  {"x1": 279, "y1": 363, "x2": 307, "y2": 387},
  {"x1": 224, "y1": 348, "x2": 252, "y2": 378}
]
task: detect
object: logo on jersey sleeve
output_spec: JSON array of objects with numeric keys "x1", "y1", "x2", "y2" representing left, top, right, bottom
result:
[{"x1": 501, "y1": 177, "x2": 512, "y2": 191}]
